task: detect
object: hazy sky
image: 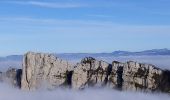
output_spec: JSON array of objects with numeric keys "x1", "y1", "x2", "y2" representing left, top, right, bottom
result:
[{"x1": 0, "y1": 0, "x2": 170, "y2": 55}]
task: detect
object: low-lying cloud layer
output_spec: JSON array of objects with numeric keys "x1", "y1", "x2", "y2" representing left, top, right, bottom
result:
[
  {"x1": 0, "y1": 83, "x2": 169, "y2": 100},
  {"x1": 0, "y1": 55, "x2": 170, "y2": 71},
  {"x1": 97, "y1": 56, "x2": 170, "y2": 70},
  {"x1": 59, "y1": 55, "x2": 170, "y2": 70},
  {"x1": 0, "y1": 61, "x2": 21, "y2": 71}
]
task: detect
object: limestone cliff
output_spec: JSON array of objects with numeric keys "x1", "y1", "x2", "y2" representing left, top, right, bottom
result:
[
  {"x1": 72, "y1": 57, "x2": 112, "y2": 89},
  {"x1": 20, "y1": 52, "x2": 170, "y2": 93},
  {"x1": 110, "y1": 61, "x2": 164, "y2": 91},
  {"x1": 21, "y1": 52, "x2": 73, "y2": 90}
]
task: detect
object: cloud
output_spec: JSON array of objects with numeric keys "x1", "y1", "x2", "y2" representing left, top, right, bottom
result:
[
  {"x1": 97, "y1": 56, "x2": 170, "y2": 70},
  {"x1": 0, "y1": 16, "x2": 170, "y2": 55},
  {"x1": 0, "y1": 61, "x2": 21, "y2": 71},
  {"x1": 3, "y1": 0, "x2": 124, "y2": 8},
  {"x1": 1, "y1": 17, "x2": 170, "y2": 37},
  {"x1": 88, "y1": 14, "x2": 114, "y2": 18},
  {"x1": 5, "y1": 1, "x2": 88, "y2": 8},
  {"x1": 0, "y1": 83, "x2": 169, "y2": 100}
]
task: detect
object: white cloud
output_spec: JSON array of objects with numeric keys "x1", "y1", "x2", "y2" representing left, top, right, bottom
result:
[
  {"x1": 3, "y1": 0, "x2": 126, "y2": 8},
  {"x1": 5, "y1": 1, "x2": 88, "y2": 8},
  {"x1": 1, "y1": 17, "x2": 170, "y2": 37},
  {"x1": 0, "y1": 83, "x2": 169, "y2": 100}
]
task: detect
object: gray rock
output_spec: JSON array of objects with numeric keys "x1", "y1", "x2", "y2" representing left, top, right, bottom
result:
[
  {"x1": 21, "y1": 52, "x2": 73, "y2": 90},
  {"x1": 0, "y1": 68, "x2": 22, "y2": 88},
  {"x1": 72, "y1": 57, "x2": 112, "y2": 89},
  {"x1": 21, "y1": 52, "x2": 170, "y2": 93},
  {"x1": 110, "y1": 61, "x2": 170, "y2": 92}
]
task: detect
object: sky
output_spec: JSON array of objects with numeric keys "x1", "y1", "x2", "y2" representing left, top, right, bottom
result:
[{"x1": 0, "y1": 0, "x2": 170, "y2": 56}]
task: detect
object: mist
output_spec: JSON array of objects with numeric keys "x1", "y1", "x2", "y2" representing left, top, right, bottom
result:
[
  {"x1": 0, "y1": 55, "x2": 170, "y2": 71},
  {"x1": 0, "y1": 83, "x2": 169, "y2": 100},
  {"x1": 0, "y1": 61, "x2": 21, "y2": 71},
  {"x1": 97, "y1": 55, "x2": 170, "y2": 70},
  {"x1": 59, "y1": 55, "x2": 170, "y2": 70}
]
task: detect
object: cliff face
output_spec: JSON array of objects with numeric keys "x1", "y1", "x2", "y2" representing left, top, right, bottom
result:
[
  {"x1": 21, "y1": 52, "x2": 73, "y2": 90},
  {"x1": 72, "y1": 57, "x2": 112, "y2": 89},
  {"x1": 20, "y1": 52, "x2": 170, "y2": 92},
  {"x1": 110, "y1": 61, "x2": 163, "y2": 91}
]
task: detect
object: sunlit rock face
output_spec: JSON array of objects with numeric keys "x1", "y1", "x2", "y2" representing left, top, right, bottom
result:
[
  {"x1": 72, "y1": 57, "x2": 112, "y2": 89},
  {"x1": 21, "y1": 52, "x2": 73, "y2": 90},
  {"x1": 110, "y1": 61, "x2": 164, "y2": 91},
  {"x1": 21, "y1": 52, "x2": 170, "y2": 93}
]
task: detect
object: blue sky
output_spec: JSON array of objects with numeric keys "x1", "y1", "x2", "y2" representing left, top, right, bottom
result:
[{"x1": 0, "y1": 0, "x2": 170, "y2": 56}]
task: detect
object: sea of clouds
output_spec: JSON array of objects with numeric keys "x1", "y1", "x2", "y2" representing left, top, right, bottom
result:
[
  {"x1": 61, "y1": 55, "x2": 170, "y2": 70},
  {"x1": 98, "y1": 55, "x2": 170, "y2": 70},
  {"x1": 0, "y1": 55, "x2": 170, "y2": 71},
  {"x1": 0, "y1": 83, "x2": 170, "y2": 100}
]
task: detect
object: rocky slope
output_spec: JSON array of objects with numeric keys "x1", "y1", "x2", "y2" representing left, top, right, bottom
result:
[{"x1": 1, "y1": 52, "x2": 170, "y2": 93}]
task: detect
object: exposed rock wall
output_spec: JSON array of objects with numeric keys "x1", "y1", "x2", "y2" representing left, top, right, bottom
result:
[
  {"x1": 109, "y1": 61, "x2": 164, "y2": 91},
  {"x1": 21, "y1": 52, "x2": 73, "y2": 90},
  {"x1": 21, "y1": 52, "x2": 170, "y2": 93},
  {"x1": 72, "y1": 57, "x2": 112, "y2": 89}
]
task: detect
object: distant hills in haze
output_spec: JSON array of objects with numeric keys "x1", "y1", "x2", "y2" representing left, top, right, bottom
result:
[
  {"x1": 0, "y1": 49, "x2": 170, "y2": 62},
  {"x1": 111, "y1": 48, "x2": 170, "y2": 56}
]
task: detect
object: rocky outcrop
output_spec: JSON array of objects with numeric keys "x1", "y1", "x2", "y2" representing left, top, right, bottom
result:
[
  {"x1": 21, "y1": 52, "x2": 170, "y2": 93},
  {"x1": 72, "y1": 57, "x2": 112, "y2": 89},
  {"x1": 0, "y1": 68, "x2": 22, "y2": 88},
  {"x1": 21, "y1": 52, "x2": 73, "y2": 90},
  {"x1": 72, "y1": 59, "x2": 170, "y2": 92},
  {"x1": 5, "y1": 68, "x2": 22, "y2": 88},
  {"x1": 109, "y1": 61, "x2": 164, "y2": 91}
]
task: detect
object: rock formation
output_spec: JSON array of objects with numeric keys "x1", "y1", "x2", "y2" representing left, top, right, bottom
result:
[
  {"x1": 72, "y1": 57, "x2": 112, "y2": 89},
  {"x1": 21, "y1": 52, "x2": 73, "y2": 90},
  {"x1": 110, "y1": 61, "x2": 164, "y2": 91},
  {"x1": 0, "y1": 68, "x2": 22, "y2": 88},
  {"x1": 20, "y1": 52, "x2": 170, "y2": 93}
]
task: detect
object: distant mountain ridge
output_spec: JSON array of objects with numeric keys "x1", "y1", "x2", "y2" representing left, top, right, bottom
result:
[
  {"x1": 0, "y1": 49, "x2": 170, "y2": 62},
  {"x1": 111, "y1": 48, "x2": 170, "y2": 56},
  {"x1": 0, "y1": 55, "x2": 23, "y2": 61}
]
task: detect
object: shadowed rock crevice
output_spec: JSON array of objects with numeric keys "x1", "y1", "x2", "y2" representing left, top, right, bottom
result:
[
  {"x1": 159, "y1": 70, "x2": 170, "y2": 92},
  {"x1": 63, "y1": 70, "x2": 73, "y2": 88},
  {"x1": 16, "y1": 69, "x2": 22, "y2": 88},
  {"x1": 116, "y1": 66, "x2": 123, "y2": 90},
  {"x1": 104, "y1": 64, "x2": 112, "y2": 85}
]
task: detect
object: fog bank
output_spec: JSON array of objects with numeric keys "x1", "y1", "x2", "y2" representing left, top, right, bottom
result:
[{"x1": 0, "y1": 83, "x2": 169, "y2": 100}]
